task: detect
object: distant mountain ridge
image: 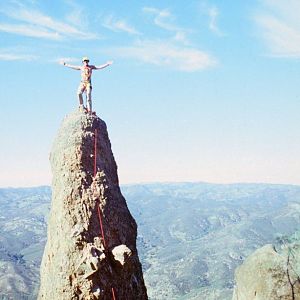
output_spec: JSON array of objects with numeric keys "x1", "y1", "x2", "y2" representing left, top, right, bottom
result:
[{"x1": 1, "y1": 182, "x2": 300, "y2": 299}]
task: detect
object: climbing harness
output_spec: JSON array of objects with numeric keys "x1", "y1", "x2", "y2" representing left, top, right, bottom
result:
[{"x1": 93, "y1": 128, "x2": 117, "y2": 300}]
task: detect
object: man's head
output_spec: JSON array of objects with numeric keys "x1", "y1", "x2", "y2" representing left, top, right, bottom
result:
[{"x1": 82, "y1": 56, "x2": 89, "y2": 65}]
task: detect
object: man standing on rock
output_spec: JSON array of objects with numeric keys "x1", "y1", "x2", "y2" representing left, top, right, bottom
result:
[{"x1": 60, "y1": 57, "x2": 113, "y2": 113}]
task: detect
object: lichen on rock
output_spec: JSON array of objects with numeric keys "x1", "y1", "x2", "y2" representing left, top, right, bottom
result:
[{"x1": 38, "y1": 110, "x2": 148, "y2": 300}]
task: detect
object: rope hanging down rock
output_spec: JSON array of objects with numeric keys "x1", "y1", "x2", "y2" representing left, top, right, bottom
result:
[{"x1": 93, "y1": 128, "x2": 117, "y2": 300}]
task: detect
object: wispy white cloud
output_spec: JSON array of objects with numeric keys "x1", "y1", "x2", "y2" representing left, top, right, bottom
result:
[
  {"x1": 208, "y1": 6, "x2": 223, "y2": 36},
  {"x1": 143, "y1": 7, "x2": 175, "y2": 31},
  {"x1": 64, "y1": 0, "x2": 89, "y2": 29},
  {"x1": 102, "y1": 7, "x2": 217, "y2": 71},
  {"x1": 0, "y1": 51, "x2": 37, "y2": 61},
  {"x1": 173, "y1": 31, "x2": 188, "y2": 43},
  {"x1": 0, "y1": 3, "x2": 98, "y2": 40},
  {"x1": 55, "y1": 56, "x2": 79, "y2": 64},
  {"x1": 255, "y1": 0, "x2": 300, "y2": 58},
  {"x1": 200, "y1": 2, "x2": 224, "y2": 36},
  {"x1": 108, "y1": 40, "x2": 217, "y2": 72},
  {"x1": 103, "y1": 15, "x2": 140, "y2": 35},
  {"x1": 143, "y1": 7, "x2": 189, "y2": 44},
  {"x1": 0, "y1": 23, "x2": 61, "y2": 39},
  {"x1": 256, "y1": 15, "x2": 300, "y2": 57}
]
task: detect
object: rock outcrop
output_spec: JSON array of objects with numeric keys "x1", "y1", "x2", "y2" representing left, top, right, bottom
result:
[
  {"x1": 232, "y1": 243, "x2": 300, "y2": 300},
  {"x1": 38, "y1": 110, "x2": 148, "y2": 300}
]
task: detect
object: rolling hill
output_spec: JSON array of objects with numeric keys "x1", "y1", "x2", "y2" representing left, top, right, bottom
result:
[{"x1": 1, "y1": 183, "x2": 300, "y2": 299}]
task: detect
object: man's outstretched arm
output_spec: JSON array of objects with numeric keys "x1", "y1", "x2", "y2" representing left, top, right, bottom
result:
[
  {"x1": 60, "y1": 61, "x2": 81, "y2": 70},
  {"x1": 94, "y1": 61, "x2": 113, "y2": 70}
]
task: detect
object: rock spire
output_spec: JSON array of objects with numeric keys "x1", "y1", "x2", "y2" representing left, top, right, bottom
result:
[{"x1": 38, "y1": 110, "x2": 148, "y2": 300}]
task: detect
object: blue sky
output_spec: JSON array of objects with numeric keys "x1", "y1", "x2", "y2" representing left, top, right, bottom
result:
[{"x1": 1, "y1": 0, "x2": 300, "y2": 187}]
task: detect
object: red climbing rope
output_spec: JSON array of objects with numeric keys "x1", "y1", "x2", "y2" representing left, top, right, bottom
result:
[
  {"x1": 97, "y1": 203, "x2": 107, "y2": 249},
  {"x1": 111, "y1": 287, "x2": 117, "y2": 300},
  {"x1": 93, "y1": 128, "x2": 117, "y2": 300}
]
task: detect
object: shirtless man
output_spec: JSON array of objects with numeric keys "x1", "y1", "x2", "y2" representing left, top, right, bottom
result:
[{"x1": 61, "y1": 57, "x2": 113, "y2": 113}]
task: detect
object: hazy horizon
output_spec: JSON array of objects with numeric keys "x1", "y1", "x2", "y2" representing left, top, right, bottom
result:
[{"x1": 1, "y1": 180, "x2": 300, "y2": 189}]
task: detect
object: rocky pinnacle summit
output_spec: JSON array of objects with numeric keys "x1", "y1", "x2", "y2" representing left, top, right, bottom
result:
[{"x1": 38, "y1": 110, "x2": 148, "y2": 300}]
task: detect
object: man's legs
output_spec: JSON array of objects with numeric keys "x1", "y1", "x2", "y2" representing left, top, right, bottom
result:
[{"x1": 77, "y1": 83, "x2": 85, "y2": 109}]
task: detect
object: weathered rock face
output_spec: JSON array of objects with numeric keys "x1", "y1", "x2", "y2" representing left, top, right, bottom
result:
[
  {"x1": 232, "y1": 244, "x2": 300, "y2": 300},
  {"x1": 38, "y1": 110, "x2": 148, "y2": 300}
]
